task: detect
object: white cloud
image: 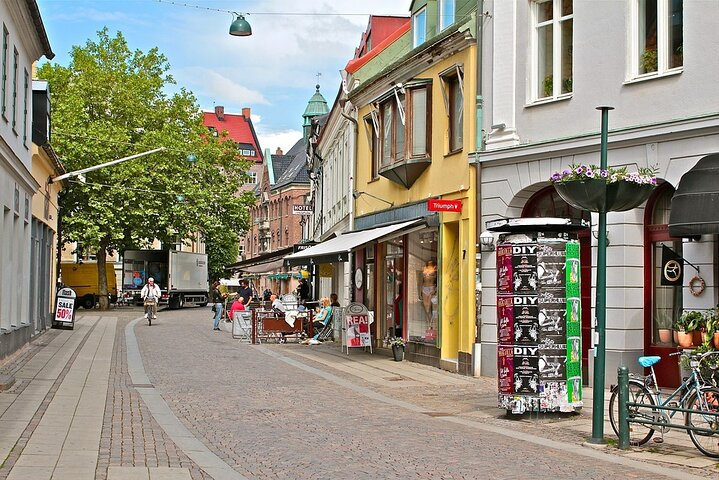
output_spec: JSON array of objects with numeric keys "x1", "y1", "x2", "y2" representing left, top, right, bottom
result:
[
  {"x1": 256, "y1": 129, "x2": 302, "y2": 156},
  {"x1": 172, "y1": 67, "x2": 270, "y2": 106}
]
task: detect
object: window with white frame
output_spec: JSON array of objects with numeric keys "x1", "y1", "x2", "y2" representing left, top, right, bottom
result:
[
  {"x1": 378, "y1": 84, "x2": 430, "y2": 166},
  {"x1": 11, "y1": 47, "x2": 18, "y2": 132},
  {"x1": 439, "y1": 0, "x2": 456, "y2": 31},
  {"x1": 364, "y1": 113, "x2": 380, "y2": 180},
  {"x1": 413, "y1": 7, "x2": 427, "y2": 47},
  {"x1": 1, "y1": 25, "x2": 7, "y2": 119},
  {"x1": 440, "y1": 66, "x2": 464, "y2": 152},
  {"x1": 532, "y1": 0, "x2": 573, "y2": 100},
  {"x1": 246, "y1": 171, "x2": 258, "y2": 184},
  {"x1": 633, "y1": 0, "x2": 683, "y2": 77}
]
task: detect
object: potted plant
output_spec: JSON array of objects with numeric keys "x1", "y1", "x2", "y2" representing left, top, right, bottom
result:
[
  {"x1": 385, "y1": 336, "x2": 406, "y2": 361},
  {"x1": 550, "y1": 164, "x2": 657, "y2": 213},
  {"x1": 655, "y1": 312, "x2": 673, "y2": 344},
  {"x1": 706, "y1": 308, "x2": 719, "y2": 349},
  {"x1": 640, "y1": 48, "x2": 658, "y2": 73},
  {"x1": 676, "y1": 310, "x2": 703, "y2": 348}
]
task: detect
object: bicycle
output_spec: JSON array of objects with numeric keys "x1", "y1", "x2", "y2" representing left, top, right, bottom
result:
[{"x1": 608, "y1": 350, "x2": 719, "y2": 457}]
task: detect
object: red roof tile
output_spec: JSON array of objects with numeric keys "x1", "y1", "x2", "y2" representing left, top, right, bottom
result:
[{"x1": 203, "y1": 107, "x2": 263, "y2": 163}]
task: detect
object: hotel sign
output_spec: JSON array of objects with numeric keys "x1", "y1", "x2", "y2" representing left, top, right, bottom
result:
[{"x1": 292, "y1": 204, "x2": 313, "y2": 215}]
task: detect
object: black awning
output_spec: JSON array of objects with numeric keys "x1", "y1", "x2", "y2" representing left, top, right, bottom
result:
[{"x1": 669, "y1": 153, "x2": 719, "y2": 237}]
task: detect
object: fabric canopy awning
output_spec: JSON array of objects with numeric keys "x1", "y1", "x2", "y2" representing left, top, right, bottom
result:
[
  {"x1": 225, "y1": 247, "x2": 293, "y2": 273},
  {"x1": 283, "y1": 219, "x2": 424, "y2": 267},
  {"x1": 240, "y1": 258, "x2": 285, "y2": 274},
  {"x1": 669, "y1": 153, "x2": 719, "y2": 237}
]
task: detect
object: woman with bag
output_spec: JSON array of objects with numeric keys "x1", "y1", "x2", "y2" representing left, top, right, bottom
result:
[{"x1": 210, "y1": 281, "x2": 225, "y2": 331}]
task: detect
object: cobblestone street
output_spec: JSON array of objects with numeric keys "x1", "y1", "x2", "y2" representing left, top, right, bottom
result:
[{"x1": 0, "y1": 308, "x2": 717, "y2": 479}]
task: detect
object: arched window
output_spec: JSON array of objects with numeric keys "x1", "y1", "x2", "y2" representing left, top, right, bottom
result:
[{"x1": 644, "y1": 183, "x2": 681, "y2": 386}]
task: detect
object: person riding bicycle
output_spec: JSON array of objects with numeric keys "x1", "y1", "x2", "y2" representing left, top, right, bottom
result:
[{"x1": 141, "y1": 277, "x2": 161, "y2": 321}]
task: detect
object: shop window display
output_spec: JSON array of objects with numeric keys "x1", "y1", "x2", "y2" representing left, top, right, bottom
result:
[{"x1": 408, "y1": 230, "x2": 439, "y2": 344}]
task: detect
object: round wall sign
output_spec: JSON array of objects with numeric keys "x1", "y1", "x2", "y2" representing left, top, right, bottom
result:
[{"x1": 355, "y1": 268, "x2": 363, "y2": 289}]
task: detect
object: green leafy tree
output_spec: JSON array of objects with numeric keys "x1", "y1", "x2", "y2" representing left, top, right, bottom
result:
[{"x1": 38, "y1": 29, "x2": 252, "y2": 309}]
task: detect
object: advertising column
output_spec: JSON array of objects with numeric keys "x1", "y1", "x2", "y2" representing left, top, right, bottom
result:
[{"x1": 496, "y1": 231, "x2": 582, "y2": 414}]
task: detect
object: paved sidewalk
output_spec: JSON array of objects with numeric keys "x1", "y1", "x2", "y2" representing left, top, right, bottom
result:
[{"x1": 0, "y1": 309, "x2": 717, "y2": 479}]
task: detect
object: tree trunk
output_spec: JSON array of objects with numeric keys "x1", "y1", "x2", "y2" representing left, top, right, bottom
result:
[{"x1": 97, "y1": 242, "x2": 109, "y2": 310}]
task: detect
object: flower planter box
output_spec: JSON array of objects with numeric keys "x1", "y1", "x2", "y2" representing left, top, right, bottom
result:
[{"x1": 554, "y1": 179, "x2": 655, "y2": 213}]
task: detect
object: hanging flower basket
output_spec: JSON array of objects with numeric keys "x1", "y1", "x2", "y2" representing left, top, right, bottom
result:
[{"x1": 550, "y1": 164, "x2": 657, "y2": 213}]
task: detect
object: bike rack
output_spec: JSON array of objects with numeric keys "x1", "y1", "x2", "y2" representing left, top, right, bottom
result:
[{"x1": 617, "y1": 365, "x2": 719, "y2": 449}]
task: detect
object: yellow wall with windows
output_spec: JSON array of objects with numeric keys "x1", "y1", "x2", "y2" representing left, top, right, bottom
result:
[{"x1": 354, "y1": 43, "x2": 478, "y2": 371}]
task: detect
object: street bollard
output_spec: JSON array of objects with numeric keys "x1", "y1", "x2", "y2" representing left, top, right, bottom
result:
[{"x1": 618, "y1": 365, "x2": 629, "y2": 449}]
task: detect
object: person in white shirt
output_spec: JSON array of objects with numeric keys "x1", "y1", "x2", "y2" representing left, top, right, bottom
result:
[
  {"x1": 270, "y1": 294, "x2": 285, "y2": 314},
  {"x1": 141, "y1": 277, "x2": 161, "y2": 320}
]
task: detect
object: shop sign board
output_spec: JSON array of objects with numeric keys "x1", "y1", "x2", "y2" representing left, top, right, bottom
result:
[
  {"x1": 292, "y1": 204, "x2": 313, "y2": 215},
  {"x1": 53, "y1": 287, "x2": 77, "y2": 329},
  {"x1": 345, "y1": 302, "x2": 371, "y2": 348},
  {"x1": 427, "y1": 199, "x2": 462, "y2": 212}
]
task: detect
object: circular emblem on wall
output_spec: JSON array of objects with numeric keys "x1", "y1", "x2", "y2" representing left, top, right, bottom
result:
[
  {"x1": 662, "y1": 260, "x2": 682, "y2": 283},
  {"x1": 355, "y1": 268, "x2": 363, "y2": 289}
]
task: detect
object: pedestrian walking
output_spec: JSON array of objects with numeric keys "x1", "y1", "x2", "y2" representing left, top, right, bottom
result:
[{"x1": 210, "y1": 281, "x2": 225, "y2": 331}]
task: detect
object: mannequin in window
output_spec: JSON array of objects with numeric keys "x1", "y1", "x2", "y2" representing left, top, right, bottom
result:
[{"x1": 421, "y1": 260, "x2": 437, "y2": 323}]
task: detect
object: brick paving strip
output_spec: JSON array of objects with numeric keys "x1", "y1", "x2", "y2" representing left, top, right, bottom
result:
[{"x1": 124, "y1": 317, "x2": 246, "y2": 480}]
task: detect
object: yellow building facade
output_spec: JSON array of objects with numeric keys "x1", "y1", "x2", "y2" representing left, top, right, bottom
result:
[{"x1": 349, "y1": 18, "x2": 478, "y2": 373}]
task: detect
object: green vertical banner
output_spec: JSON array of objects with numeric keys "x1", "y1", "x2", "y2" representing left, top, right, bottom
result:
[{"x1": 565, "y1": 240, "x2": 582, "y2": 403}]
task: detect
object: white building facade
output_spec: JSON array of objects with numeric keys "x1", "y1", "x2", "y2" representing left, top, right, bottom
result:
[
  {"x1": 0, "y1": 0, "x2": 54, "y2": 358},
  {"x1": 478, "y1": 0, "x2": 719, "y2": 387}
]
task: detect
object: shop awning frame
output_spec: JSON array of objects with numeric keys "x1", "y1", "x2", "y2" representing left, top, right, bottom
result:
[
  {"x1": 283, "y1": 219, "x2": 426, "y2": 267},
  {"x1": 669, "y1": 153, "x2": 719, "y2": 237},
  {"x1": 225, "y1": 247, "x2": 293, "y2": 273}
]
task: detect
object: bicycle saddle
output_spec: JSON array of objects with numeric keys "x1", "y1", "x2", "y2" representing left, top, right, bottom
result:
[{"x1": 638, "y1": 356, "x2": 661, "y2": 367}]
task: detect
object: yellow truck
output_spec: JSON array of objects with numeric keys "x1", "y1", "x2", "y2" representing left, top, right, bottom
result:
[{"x1": 60, "y1": 263, "x2": 118, "y2": 309}]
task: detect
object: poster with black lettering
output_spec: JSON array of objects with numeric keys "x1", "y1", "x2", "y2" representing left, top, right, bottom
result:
[
  {"x1": 538, "y1": 354, "x2": 566, "y2": 380},
  {"x1": 537, "y1": 289, "x2": 566, "y2": 336},
  {"x1": 511, "y1": 244, "x2": 538, "y2": 293},
  {"x1": 539, "y1": 334, "x2": 567, "y2": 354},
  {"x1": 512, "y1": 295, "x2": 539, "y2": 343},
  {"x1": 496, "y1": 244, "x2": 513, "y2": 294},
  {"x1": 498, "y1": 344, "x2": 514, "y2": 394},
  {"x1": 536, "y1": 241, "x2": 566, "y2": 288},
  {"x1": 497, "y1": 296, "x2": 514, "y2": 344},
  {"x1": 513, "y1": 345, "x2": 540, "y2": 393}
]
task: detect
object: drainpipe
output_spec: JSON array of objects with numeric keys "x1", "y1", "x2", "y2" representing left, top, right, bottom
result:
[
  {"x1": 342, "y1": 108, "x2": 358, "y2": 304},
  {"x1": 474, "y1": 0, "x2": 484, "y2": 346}
]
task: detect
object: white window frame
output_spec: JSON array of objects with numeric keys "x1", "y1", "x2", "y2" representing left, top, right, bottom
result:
[
  {"x1": 413, "y1": 7, "x2": 427, "y2": 48},
  {"x1": 439, "y1": 0, "x2": 456, "y2": 31},
  {"x1": 629, "y1": 0, "x2": 683, "y2": 80},
  {"x1": 246, "y1": 171, "x2": 258, "y2": 184},
  {"x1": 530, "y1": 0, "x2": 573, "y2": 101}
]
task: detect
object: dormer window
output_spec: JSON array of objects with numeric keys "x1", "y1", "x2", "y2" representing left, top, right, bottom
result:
[
  {"x1": 439, "y1": 0, "x2": 455, "y2": 31},
  {"x1": 413, "y1": 7, "x2": 427, "y2": 47}
]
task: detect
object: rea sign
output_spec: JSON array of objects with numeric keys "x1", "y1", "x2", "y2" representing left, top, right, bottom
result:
[{"x1": 427, "y1": 199, "x2": 462, "y2": 212}]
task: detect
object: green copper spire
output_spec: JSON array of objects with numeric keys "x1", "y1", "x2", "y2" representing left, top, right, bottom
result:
[{"x1": 302, "y1": 84, "x2": 329, "y2": 141}]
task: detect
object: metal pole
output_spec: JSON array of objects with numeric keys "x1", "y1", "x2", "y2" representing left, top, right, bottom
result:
[
  {"x1": 590, "y1": 106, "x2": 613, "y2": 443},
  {"x1": 618, "y1": 365, "x2": 630, "y2": 449}
]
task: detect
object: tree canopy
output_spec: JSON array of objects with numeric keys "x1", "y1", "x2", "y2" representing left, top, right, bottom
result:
[{"x1": 38, "y1": 29, "x2": 253, "y2": 306}]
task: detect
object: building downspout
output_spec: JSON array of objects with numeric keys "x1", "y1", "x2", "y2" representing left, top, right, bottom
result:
[
  {"x1": 342, "y1": 108, "x2": 358, "y2": 303},
  {"x1": 474, "y1": 0, "x2": 485, "y2": 371}
]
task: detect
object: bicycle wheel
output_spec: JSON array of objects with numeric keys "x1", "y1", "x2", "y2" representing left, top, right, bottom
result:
[
  {"x1": 609, "y1": 380, "x2": 656, "y2": 445},
  {"x1": 685, "y1": 386, "x2": 719, "y2": 458}
]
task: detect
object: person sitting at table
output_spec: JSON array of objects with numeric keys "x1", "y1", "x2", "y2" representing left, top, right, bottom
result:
[
  {"x1": 311, "y1": 297, "x2": 332, "y2": 334},
  {"x1": 228, "y1": 296, "x2": 246, "y2": 320},
  {"x1": 270, "y1": 294, "x2": 285, "y2": 315}
]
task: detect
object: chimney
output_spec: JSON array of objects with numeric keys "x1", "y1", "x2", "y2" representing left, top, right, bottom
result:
[
  {"x1": 275, "y1": 147, "x2": 283, "y2": 155},
  {"x1": 242, "y1": 107, "x2": 251, "y2": 119},
  {"x1": 214, "y1": 106, "x2": 225, "y2": 120}
]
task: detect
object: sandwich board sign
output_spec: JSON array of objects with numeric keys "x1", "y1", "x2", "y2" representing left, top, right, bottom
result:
[
  {"x1": 344, "y1": 302, "x2": 372, "y2": 354},
  {"x1": 53, "y1": 287, "x2": 77, "y2": 330}
]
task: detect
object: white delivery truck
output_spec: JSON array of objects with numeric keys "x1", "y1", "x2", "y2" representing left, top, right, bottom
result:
[{"x1": 122, "y1": 249, "x2": 208, "y2": 309}]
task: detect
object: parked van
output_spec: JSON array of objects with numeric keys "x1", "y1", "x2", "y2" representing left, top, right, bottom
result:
[{"x1": 60, "y1": 262, "x2": 118, "y2": 309}]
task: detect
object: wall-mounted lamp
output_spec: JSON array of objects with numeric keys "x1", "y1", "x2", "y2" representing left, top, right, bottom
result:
[
  {"x1": 229, "y1": 13, "x2": 252, "y2": 37},
  {"x1": 352, "y1": 190, "x2": 393, "y2": 207},
  {"x1": 479, "y1": 230, "x2": 495, "y2": 251},
  {"x1": 491, "y1": 123, "x2": 506, "y2": 131},
  {"x1": 591, "y1": 229, "x2": 610, "y2": 246}
]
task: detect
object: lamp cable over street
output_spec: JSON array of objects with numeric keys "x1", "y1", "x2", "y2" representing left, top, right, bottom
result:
[
  {"x1": 352, "y1": 190, "x2": 393, "y2": 207},
  {"x1": 49, "y1": 147, "x2": 166, "y2": 184}
]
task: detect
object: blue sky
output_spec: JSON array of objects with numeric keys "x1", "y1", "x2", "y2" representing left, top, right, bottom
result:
[{"x1": 36, "y1": 0, "x2": 409, "y2": 153}]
